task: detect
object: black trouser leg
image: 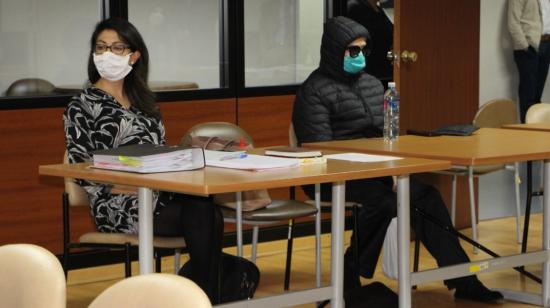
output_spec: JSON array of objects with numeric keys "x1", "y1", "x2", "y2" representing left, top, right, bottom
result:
[
  {"x1": 304, "y1": 178, "x2": 395, "y2": 278},
  {"x1": 303, "y1": 176, "x2": 474, "y2": 288},
  {"x1": 154, "y1": 193, "x2": 224, "y2": 303},
  {"x1": 407, "y1": 180, "x2": 474, "y2": 288},
  {"x1": 513, "y1": 47, "x2": 539, "y2": 122}
]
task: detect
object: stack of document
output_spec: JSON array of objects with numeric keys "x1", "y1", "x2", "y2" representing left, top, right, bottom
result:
[
  {"x1": 204, "y1": 150, "x2": 299, "y2": 171},
  {"x1": 92, "y1": 144, "x2": 205, "y2": 173}
]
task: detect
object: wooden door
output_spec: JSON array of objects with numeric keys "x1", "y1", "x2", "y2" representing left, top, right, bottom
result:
[
  {"x1": 394, "y1": 0, "x2": 479, "y2": 131},
  {"x1": 394, "y1": 0, "x2": 480, "y2": 229}
]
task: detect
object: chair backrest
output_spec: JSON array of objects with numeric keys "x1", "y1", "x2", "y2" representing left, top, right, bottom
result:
[
  {"x1": 181, "y1": 122, "x2": 255, "y2": 147},
  {"x1": 0, "y1": 244, "x2": 66, "y2": 308},
  {"x1": 289, "y1": 123, "x2": 298, "y2": 147},
  {"x1": 63, "y1": 151, "x2": 89, "y2": 207},
  {"x1": 89, "y1": 273, "x2": 211, "y2": 308},
  {"x1": 5, "y1": 78, "x2": 55, "y2": 96},
  {"x1": 526, "y1": 103, "x2": 550, "y2": 123},
  {"x1": 472, "y1": 98, "x2": 519, "y2": 128}
]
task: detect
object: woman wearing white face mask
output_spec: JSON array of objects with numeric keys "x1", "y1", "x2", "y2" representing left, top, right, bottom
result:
[{"x1": 63, "y1": 18, "x2": 224, "y2": 303}]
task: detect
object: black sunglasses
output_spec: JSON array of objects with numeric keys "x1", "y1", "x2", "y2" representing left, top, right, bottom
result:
[{"x1": 347, "y1": 45, "x2": 370, "y2": 58}]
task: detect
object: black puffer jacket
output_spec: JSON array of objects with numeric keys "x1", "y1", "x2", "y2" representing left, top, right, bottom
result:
[{"x1": 292, "y1": 16, "x2": 384, "y2": 145}]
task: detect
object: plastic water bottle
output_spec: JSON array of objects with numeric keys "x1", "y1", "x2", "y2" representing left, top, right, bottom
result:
[{"x1": 383, "y1": 82, "x2": 400, "y2": 142}]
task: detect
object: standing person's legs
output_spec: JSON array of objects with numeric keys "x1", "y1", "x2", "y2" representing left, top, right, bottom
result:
[
  {"x1": 536, "y1": 40, "x2": 550, "y2": 104},
  {"x1": 514, "y1": 47, "x2": 539, "y2": 122},
  {"x1": 154, "y1": 192, "x2": 224, "y2": 303}
]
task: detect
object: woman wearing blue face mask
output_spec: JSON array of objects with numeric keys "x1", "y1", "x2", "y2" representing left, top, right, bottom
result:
[{"x1": 64, "y1": 18, "x2": 223, "y2": 302}]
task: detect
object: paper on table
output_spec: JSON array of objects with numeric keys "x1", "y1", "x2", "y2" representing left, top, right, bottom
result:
[
  {"x1": 206, "y1": 153, "x2": 299, "y2": 171},
  {"x1": 204, "y1": 150, "x2": 247, "y2": 162},
  {"x1": 324, "y1": 153, "x2": 402, "y2": 162}
]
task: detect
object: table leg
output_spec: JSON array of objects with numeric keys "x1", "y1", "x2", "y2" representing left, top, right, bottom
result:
[
  {"x1": 330, "y1": 181, "x2": 345, "y2": 308},
  {"x1": 397, "y1": 175, "x2": 411, "y2": 308},
  {"x1": 236, "y1": 191, "x2": 243, "y2": 257},
  {"x1": 543, "y1": 160, "x2": 550, "y2": 306},
  {"x1": 315, "y1": 183, "x2": 322, "y2": 288},
  {"x1": 138, "y1": 187, "x2": 154, "y2": 274}
]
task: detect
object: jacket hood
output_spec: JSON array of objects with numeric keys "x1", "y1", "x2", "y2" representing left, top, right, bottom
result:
[{"x1": 319, "y1": 16, "x2": 370, "y2": 81}]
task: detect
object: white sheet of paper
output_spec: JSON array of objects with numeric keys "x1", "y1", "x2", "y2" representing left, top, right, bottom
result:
[
  {"x1": 324, "y1": 153, "x2": 403, "y2": 162},
  {"x1": 204, "y1": 150, "x2": 247, "y2": 162},
  {"x1": 206, "y1": 153, "x2": 299, "y2": 171}
]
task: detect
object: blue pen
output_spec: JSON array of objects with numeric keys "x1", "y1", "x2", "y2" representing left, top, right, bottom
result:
[{"x1": 220, "y1": 152, "x2": 247, "y2": 161}]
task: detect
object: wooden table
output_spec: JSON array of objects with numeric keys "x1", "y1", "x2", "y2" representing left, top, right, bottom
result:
[
  {"x1": 305, "y1": 127, "x2": 550, "y2": 307},
  {"x1": 503, "y1": 123, "x2": 550, "y2": 132},
  {"x1": 39, "y1": 156, "x2": 449, "y2": 308}
]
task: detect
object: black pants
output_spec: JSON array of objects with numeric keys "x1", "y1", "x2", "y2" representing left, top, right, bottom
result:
[
  {"x1": 303, "y1": 176, "x2": 473, "y2": 288},
  {"x1": 154, "y1": 192, "x2": 223, "y2": 302},
  {"x1": 513, "y1": 41, "x2": 550, "y2": 122}
]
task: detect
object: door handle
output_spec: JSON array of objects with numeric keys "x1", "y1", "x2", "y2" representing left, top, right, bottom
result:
[{"x1": 401, "y1": 50, "x2": 418, "y2": 63}]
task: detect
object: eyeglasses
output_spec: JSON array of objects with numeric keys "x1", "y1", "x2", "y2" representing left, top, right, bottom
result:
[
  {"x1": 94, "y1": 43, "x2": 130, "y2": 55},
  {"x1": 346, "y1": 45, "x2": 370, "y2": 58}
]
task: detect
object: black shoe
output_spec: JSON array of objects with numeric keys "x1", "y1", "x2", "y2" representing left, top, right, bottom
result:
[{"x1": 454, "y1": 278, "x2": 504, "y2": 304}]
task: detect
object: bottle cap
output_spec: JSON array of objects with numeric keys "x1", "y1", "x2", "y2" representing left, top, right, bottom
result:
[{"x1": 388, "y1": 82, "x2": 396, "y2": 88}]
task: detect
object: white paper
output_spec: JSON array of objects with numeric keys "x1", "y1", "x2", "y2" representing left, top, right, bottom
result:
[
  {"x1": 204, "y1": 150, "x2": 247, "y2": 162},
  {"x1": 206, "y1": 154, "x2": 299, "y2": 171},
  {"x1": 324, "y1": 152, "x2": 402, "y2": 162}
]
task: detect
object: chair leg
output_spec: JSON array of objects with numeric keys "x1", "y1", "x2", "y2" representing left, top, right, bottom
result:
[
  {"x1": 284, "y1": 219, "x2": 294, "y2": 291},
  {"x1": 521, "y1": 161, "x2": 534, "y2": 254},
  {"x1": 62, "y1": 193, "x2": 70, "y2": 279},
  {"x1": 155, "y1": 250, "x2": 161, "y2": 273},
  {"x1": 174, "y1": 249, "x2": 181, "y2": 274},
  {"x1": 251, "y1": 226, "x2": 259, "y2": 263},
  {"x1": 514, "y1": 162, "x2": 522, "y2": 244},
  {"x1": 62, "y1": 246, "x2": 69, "y2": 279},
  {"x1": 124, "y1": 243, "x2": 132, "y2": 277},
  {"x1": 468, "y1": 167, "x2": 478, "y2": 254},
  {"x1": 451, "y1": 174, "x2": 457, "y2": 225}
]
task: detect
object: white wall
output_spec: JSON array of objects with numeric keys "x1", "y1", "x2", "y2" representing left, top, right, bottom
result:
[{"x1": 478, "y1": 0, "x2": 544, "y2": 219}]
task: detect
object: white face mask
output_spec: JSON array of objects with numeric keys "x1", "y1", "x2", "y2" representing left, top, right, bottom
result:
[{"x1": 93, "y1": 51, "x2": 133, "y2": 81}]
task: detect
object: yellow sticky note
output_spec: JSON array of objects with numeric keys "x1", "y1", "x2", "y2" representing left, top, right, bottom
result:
[{"x1": 118, "y1": 156, "x2": 141, "y2": 167}]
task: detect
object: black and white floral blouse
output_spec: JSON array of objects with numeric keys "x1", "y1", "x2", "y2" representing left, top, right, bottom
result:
[{"x1": 64, "y1": 87, "x2": 164, "y2": 233}]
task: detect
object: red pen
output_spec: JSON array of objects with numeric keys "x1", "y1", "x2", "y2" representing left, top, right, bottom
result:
[{"x1": 239, "y1": 137, "x2": 245, "y2": 148}]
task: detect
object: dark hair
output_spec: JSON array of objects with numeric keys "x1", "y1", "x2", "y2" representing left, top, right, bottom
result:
[{"x1": 87, "y1": 18, "x2": 160, "y2": 120}]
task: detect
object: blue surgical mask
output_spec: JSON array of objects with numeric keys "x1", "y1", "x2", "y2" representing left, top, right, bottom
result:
[{"x1": 343, "y1": 53, "x2": 366, "y2": 74}]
